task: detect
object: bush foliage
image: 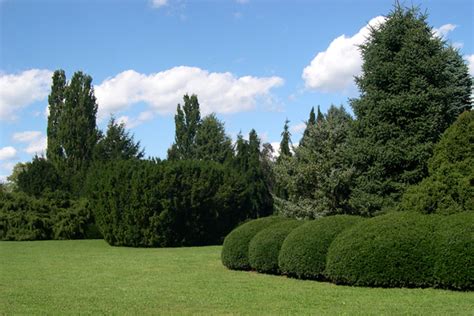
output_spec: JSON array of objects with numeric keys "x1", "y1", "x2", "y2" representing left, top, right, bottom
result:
[
  {"x1": 221, "y1": 216, "x2": 286, "y2": 270},
  {"x1": 0, "y1": 191, "x2": 98, "y2": 241},
  {"x1": 248, "y1": 219, "x2": 304, "y2": 274},
  {"x1": 434, "y1": 212, "x2": 473, "y2": 290},
  {"x1": 399, "y1": 110, "x2": 474, "y2": 214},
  {"x1": 325, "y1": 212, "x2": 438, "y2": 288},
  {"x1": 279, "y1": 215, "x2": 364, "y2": 280}
]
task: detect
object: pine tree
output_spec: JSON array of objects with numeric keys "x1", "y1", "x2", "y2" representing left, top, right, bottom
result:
[
  {"x1": 195, "y1": 114, "x2": 233, "y2": 163},
  {"x1": 169, "y1": 94, "x2": 201, "y2": 160},
  {"x1": 279, "y1": 119, "x2": 292, "y2": 159},
  {"x1": 47, "y1": 70, "x2": 67, "y2": 166},
  {"x1": 94, "y1": 116, "x2": 144, "y2": 161},
  {"x1": 348, "y1": 5, "x2": 472, "y2": 215}
]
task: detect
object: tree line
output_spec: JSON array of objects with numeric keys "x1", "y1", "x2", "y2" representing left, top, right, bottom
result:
[{"x1": 1, "y1": 4, "x2": 472, "y2": 244}]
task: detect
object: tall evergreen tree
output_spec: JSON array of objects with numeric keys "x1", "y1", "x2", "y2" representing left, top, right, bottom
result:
[
  {"x1": 279, "y1": 119, "x2": 292, "y2": 159},
  {"x1": 58, "y1": 71, "x2": 99, "y2": 178},
  {"x1": 94, "y1": 116, "x2": 144, "y2": 161},
  {"x1": 316, "y1": 105, "x2": 324, "y2": 125},
  {"x1": 300, "y1": 107, "x2": 316, "y2": 147},
  {"x1": 169, "y1": 94, "x2": 201, "y2": 160},
  {"x1": 348, "y1": 5, "x2": 472, "y2": 215},
  {"x1": 47, "y1": 70, "x2": 67, "y2": 166},
  {"x1": 195, "y1": 114, "x2": 233, "y2": 163}
]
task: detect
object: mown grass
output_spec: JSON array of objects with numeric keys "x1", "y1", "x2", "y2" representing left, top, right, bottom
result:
[{"x1": 1, "y1": 240, "x2": 472, "y2": 315}]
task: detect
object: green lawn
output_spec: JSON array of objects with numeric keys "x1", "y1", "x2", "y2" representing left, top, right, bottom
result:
[{"x1": 1, "y1": 240, "x2": 472, "y2": 315}]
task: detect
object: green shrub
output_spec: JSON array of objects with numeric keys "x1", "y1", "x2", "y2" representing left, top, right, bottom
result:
[
  {"x1": 434, "y1": 212, "x2": 473, "y2": 290},
  {"x1": 326, "y1": 212, "x2": 438, "y2": 288},
  {"x1": 279, "y1": 215, "x2": 364, "y2": 280},
  {"x1": 399, "y1": 111, "x2": 474, "y2": 214},
  {"x1": 248, "y1": 219, "x2": 304, "y2": 274},
  {"x1": 221, "y1": 216, "x2": 286, "y2": 270}
]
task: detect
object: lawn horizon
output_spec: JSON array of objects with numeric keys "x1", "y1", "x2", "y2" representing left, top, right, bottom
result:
[{"x1": 1, "y1": 240, "x2": 472, "y2": 315}]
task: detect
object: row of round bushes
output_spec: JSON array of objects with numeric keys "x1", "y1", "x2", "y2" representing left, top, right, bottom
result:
[{"x1": 221, "y1": 212, "x2": 473, "y2": 291}]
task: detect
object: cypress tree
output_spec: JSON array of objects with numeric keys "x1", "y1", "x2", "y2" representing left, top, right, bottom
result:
[
  {"x1": 195, "y1": 114, "x2": 233, "y2": 163},
  {"x1": 300, "y1": 107, "x2": 316, "y2": 147},
  {"x1": 348, "y1": 5, "x2": 472, "y2": 215}
]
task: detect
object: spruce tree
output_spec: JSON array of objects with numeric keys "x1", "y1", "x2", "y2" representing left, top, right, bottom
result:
[
  {"x1": 94, "y1": 116, "x2": 144, "y2": 161},
  {"x1": 348, "y1": 5, "x2": 472, "y2": 215},
  {"x1": 47, "y1": 70, "x2": 67, "y2": 166},
  {"x1": 195, "y1": 114, "x2": 233, "y2": 163}
]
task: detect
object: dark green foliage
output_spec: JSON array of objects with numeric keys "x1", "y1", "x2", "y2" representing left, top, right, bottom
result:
[
  {"x1": 348, "y1": 6, "x2": 472, "y2": 215},
  {"x1": 279, "y1": 215, "x2": 364, "y2": 280},
  {"x1": 195, "y1": 114, "x2": 233, "y2": 163},
  {"x1": 326, "y1": 212, "x2": 438, "y2": 288},
  {"x1": 169, "y1": 94, "x2": 201, "y2": 160},
  {"x1": 299, "y1": 106, "x2": 316, "y2": 147},
  {"x1": 16, "y1": 156, "x2": 62, "y2": 197},
  {"x1": 399, "y1": 111, "x2": 474, "y2": 214},
  {"x1": 87, "y1": 159, "x2": 247, "y2": 247},
  {"x1": 434, "y1": 212, "x2": 473, "y2": 290},
  {"x1": 278, "y1": 119, "x2": 292, "y2": 159},
  {"x1": 94, "y1": 116, "x2": 144, "y2": 161},
  {"x1": 248, "y1": 219, "x2": 303, "y2": 274},
  {"x1": 0, "y1": 191, "x2": 96, "y2": 241},
  {"x1": 221, "y1": 216, "x2": 286, "y2": 270},
  {"x1": 47, "y1": 70, "x2": 67, "y2": 166}
]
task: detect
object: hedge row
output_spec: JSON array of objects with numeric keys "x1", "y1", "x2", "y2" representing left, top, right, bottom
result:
[{"x1": 221, "y1": 212, "x2": 473, "y2": 290}]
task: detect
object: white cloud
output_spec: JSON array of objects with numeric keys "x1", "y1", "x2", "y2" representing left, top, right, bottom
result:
[
  {"x1": 433, "y1": 24, "x2": 456, "y2": 38},
  {"x1": 270, "y1": 142, "x2": 280, "y2": 158},
  {"x1": 95, "y1": 66, "x2": 283, "y2": 119},
  {"x1": 465, "y1": 54, "x2": 474, "y2": 76},
  {"x1": 12, "y1": 131, "x2": 42, "y2": 143},
  {"x1": 151, "y1": 0, "x2": 167, "y2": 8},
  {"x1": 0, "y1": 69, "x2": 52, "y2": 120},
  {"x1": 0, "y1": 146, "x2": 17, "y2": 160},
  {"x1": 12, "y1": 131, "x2": 47, "y2": 155},
  {"x1": 117, "y1": 111, "x2": 155, "y2": 129},
  {"x1": 302, "y1": 16, "x2": 386, "y2": 92},
  {"x1": 291, "y1": 122, "x2": 306, "y2": 134}
]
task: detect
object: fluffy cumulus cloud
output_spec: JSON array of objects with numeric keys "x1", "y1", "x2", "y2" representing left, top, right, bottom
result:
[
  {"x1": 0, "y1": 69, "x2": 52, "y2": 120},
  {"x1": 95, "y1": 66, "x2": 283, "y2": 119},
  {"x1": 432, "y1": 24, "x2": 457, "y2": 38},
  {"x1": 302, "y1": 16, "x2": 386, "y2": 92},
  {"x1": 12, "y1": 131, "x2": 47, "y2": 155},
  {"x1": 465, "y1": 54, "x2": 474, "y2": 76},
  {"x1": 0, "y1": 146, "x2": 17, "y2": 160}
]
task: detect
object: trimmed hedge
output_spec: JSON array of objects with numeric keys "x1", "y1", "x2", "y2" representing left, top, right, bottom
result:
[
  {"x1": 221, "y1": 216, "x2": 286, "y2": 270},
  {"x1": 434, "y1": 212, "x2": 473, "y2": 290},
  {"x1": 325, "y1": 212, "x2": 438, "y2": 288},
  {"x1": 248, "y1": 219, "x2": 304, "y2": 274},
  {"x1": 279, "y1": 215, "x2": 364, "y2": 280}
]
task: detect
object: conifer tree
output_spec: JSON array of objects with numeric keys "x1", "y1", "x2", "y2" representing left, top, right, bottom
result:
[
  {"x1": 279, "y1": 119, "x2": 292, "y2": 159},
  {"x1": 300, "y1": 107, "x2": 316, "y2": 147},
  {"x1": 170, "y1": 94, "x2": 201, "y2": 160},
  {"x1": 195, "y1": 114, "x2": 233, "y2": 163},
  {"x1": 94, "y1": 116, "x2": 144, "y2": 161},
  {"x1": 348, "y1": 5, "x2": 472, "y2": 215}
]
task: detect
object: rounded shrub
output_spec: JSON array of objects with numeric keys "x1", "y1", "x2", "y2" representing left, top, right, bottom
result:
[
  {"x1": 248, "y1": 219, "x2": 304, "y2": 274},
  {"x1": 326, "y1": 212, "x2": 438, "y2": 288},
  {"x1": 279, "y1": 215, "x2": 364, "y2": 280},
  {"x1": 434, "y1": 212, "x2": 473, "y2": 290},
  {"x1": 221, "y1": 216, "x2": 286, "y2": 270}
]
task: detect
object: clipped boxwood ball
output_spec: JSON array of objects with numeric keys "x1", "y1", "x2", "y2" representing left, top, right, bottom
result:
[
  {"x1": 221, "y1": 216, "x2": 286, "y2": 270},
  {"x1": 248, "y1": 219, "x2": 304, "y2": 274},
  {"x1": 434, "y1": 212, "x2": 473, "y2": 290},
  {"x1": 279, "y1": 215, "x2": 364, "y2": 280},
  {"x1": 326, "y1": 212, "x2": 438, "y2": 288}
]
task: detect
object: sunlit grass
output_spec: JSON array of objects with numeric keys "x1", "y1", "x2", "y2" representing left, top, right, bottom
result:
[{"x1": 1, "y1": 240, "x2": 472, "y2": 315}]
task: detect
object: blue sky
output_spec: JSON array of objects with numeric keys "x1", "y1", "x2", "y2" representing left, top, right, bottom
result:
[{"x1": 1, "y1": 0, "x2": 473, "y2": 181}]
